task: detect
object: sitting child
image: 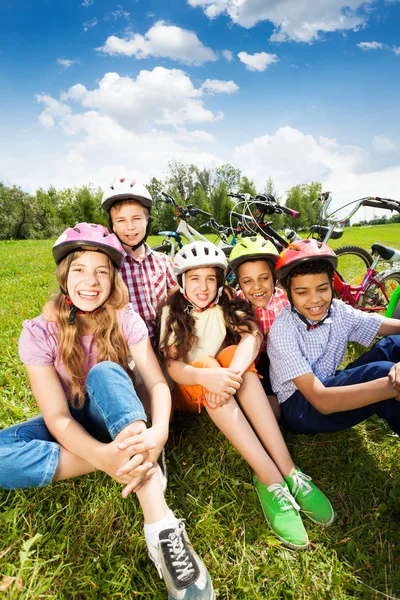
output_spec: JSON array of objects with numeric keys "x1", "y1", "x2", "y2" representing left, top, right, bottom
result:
[
  {"x1": 267, "y1": 239, "x2": 400, "y2": 435},
  {"x1": 229, "y1": 236, "x2": 288, "y2": 418},
  {"x1": 158, "y1": 241, "x2": 334, "y2": 550},
  {"x1": 0, "y1": 224, "x2": 214, "y2": 600}
]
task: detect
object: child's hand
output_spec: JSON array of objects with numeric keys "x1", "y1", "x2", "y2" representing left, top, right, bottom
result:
[
  {"x1": 116, "y1": 425, "x2": 167, "y2": 476},
  {"x1": 202, "y1": 368, "x2": 242, "y2": 399},
  {"x1": 388, "y1": 362, "x2": 400, "y2": 398},
  {"x1": 206, "y1": 392, "x2": 229, "y2": 408}
]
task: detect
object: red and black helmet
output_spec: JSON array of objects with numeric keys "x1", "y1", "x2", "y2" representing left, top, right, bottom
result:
[{"x1": 276, "y1": 239, "x2": 338, "y2": 280}]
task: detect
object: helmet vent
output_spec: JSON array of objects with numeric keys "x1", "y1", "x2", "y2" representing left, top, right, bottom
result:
[
  {"x1": 204, "y1": 246, "x2": 209, "y2": 255},
  {"x1": 73, "y1": 227, "x2": 81, "y2": 233},
  {"x1": 191, "y1": 248, "x2": 198, "y2": 257}
]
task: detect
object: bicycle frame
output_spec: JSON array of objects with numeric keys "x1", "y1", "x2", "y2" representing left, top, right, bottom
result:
[
  {"x1": 333, "y1": 256, "x2": 392, "y2": 312},
  {"x1": 158, "y1": 218, "x2": 233, "y2": 259}
]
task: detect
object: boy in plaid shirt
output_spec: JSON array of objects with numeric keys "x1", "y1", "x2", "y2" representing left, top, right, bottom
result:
[
  {"x1": 229, "y1": 236, "x2": 288, "y2": 419},
  {"x1": 102, "y1": 177, "x2": 177, "y2": 342}
]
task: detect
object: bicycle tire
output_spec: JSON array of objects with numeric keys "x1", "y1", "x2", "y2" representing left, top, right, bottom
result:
[
  {"x1": 334, "y1": 245, "x2": 373, "y2": 286},
  {"x1": 361, "y1": 268, "x2": 400, "y2": 311}
]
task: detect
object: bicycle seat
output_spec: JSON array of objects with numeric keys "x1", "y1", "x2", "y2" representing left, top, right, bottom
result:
[
  {"x1": 309, "y1": 225, "x2": 343, "y2": 240},
  {"x1": 371, "y1": 244, "x2": 400, "y2": 262}
]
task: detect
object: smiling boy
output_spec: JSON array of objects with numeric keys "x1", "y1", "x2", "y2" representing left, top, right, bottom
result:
[
  {"x1": 102, "y1": 178, "x2": 177, "y2": 342},
  {"x1": 267, "y1": 239, "x2": 400, "y2": 435}
]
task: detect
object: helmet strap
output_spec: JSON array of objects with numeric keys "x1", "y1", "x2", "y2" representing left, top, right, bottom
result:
[
  {"x1": 111, "y1": 216, "x2": 153, "y2": 252},
  {"x1": 60, "y1": 252, "x2": 104, "y2": 326},
  {"x1": 180, "y1": 272, "x2": 223, "y2": 313},
  {"x1": 287, "y1": 275, "x2": 334, "y2": 331}
]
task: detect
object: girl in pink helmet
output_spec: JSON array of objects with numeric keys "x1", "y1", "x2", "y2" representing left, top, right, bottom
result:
[{"x1": 0, "y1": 224, "x2": 214, "y2": 600}]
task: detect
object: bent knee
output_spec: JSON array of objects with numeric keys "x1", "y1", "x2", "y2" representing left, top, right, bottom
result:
[{"x1": 190, "y1": 355, "x2": 221, "y2": 369}]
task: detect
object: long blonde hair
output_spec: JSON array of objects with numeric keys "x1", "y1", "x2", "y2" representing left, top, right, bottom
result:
[{"x1": 53, "y1": 250, "x2": 133, "y2": 408}]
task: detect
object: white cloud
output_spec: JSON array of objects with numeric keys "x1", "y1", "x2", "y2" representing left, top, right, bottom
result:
[
  {"x1": 392, "y1": 46, "x2": 400, "y2": 55},
  {"x1": 57, "y1": 58, "x2": 80, "y2": 69},
  {"x1": 60, "y1": 68, "x2": 222, "y2": 130},
  {"x1": 82, "y1": 0, "x2": 93, "y2": 6},
  {"x1": 83, "y1": 18, "x2": 98, "y2": 31},
  {"x1": 222, "y1": 49, "x2": 234, "y2": 61},
  {"x1": 232, "y1": 126, "x2": 400, "y2": 211},
  {"x1": 187, "y1": 0, "x2": 375, "y2": 43},
  {"x1": 97, "y1": 20, "x2": 217, "y2": 66},
  {"x1": 238, "y1": 51, "x2": 278, "y2": 72},
  {"x1": 110, "y1": 7, "x2": 130, "y2": 20},
  {"x1": 36, "y1": 94, "x2": 71, "y2": 128},
  {"x1": 200, "y1": 79, "x2": 239, "y2": 94},
  {"x1": 357, "y1": 41, "x2": 383, "y2": 50},
  {"x1": 373, "y1": 135, "x2": 397, "y2": 152}
]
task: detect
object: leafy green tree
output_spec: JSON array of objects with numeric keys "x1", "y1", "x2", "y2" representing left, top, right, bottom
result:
[{"x1": 285, "y1": 182, "x2": 322, "y2": 230}]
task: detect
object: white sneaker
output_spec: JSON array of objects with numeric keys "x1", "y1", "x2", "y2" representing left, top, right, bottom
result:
[{"x1": 153, "y1": 521, "x2": 215, "y2": 600}]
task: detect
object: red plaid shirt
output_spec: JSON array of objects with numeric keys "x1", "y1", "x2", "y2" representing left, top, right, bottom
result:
[
  {"x1": 237, "y1": 287, "x2": 289, "y2": 352},
  {"x1": 120, "y1": 244, "x2": 177, "y2": 339}
]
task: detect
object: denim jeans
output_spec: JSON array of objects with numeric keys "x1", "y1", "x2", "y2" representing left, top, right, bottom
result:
[
  {"x1": 0, "y1": 361, "x2": 147, "y2": 489},
  {"x1": 281, "y1": 335, "x2": 400, "y2": 435}
]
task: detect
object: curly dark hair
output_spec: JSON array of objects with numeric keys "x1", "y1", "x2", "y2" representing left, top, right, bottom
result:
[
  {"x1": 279, "y1": 259, "x2": 335, "y2": 291},
  {"x1": 155, "y1": 268, "x2": 262, "y2": 363}
]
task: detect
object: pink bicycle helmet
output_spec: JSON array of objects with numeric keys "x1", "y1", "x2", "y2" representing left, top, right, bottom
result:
[
  {"x1": 276, "y1": 239, "x2": 338, "y2": 280},
  {"x1": 101, "y1": 177, "x2": 153, "y2": 213},
  {"x1": 52, "y1": 223, "x2": 126, "y2": 268}
]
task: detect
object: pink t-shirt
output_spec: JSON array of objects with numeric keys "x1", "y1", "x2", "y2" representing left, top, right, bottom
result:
[{"x1": 18, "y1": 303, "x2": 148, "y2": 402}]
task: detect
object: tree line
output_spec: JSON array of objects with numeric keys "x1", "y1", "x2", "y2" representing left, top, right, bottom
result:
[{"x1": 2, "y1": 161, "x2": 396, "y2": 240}]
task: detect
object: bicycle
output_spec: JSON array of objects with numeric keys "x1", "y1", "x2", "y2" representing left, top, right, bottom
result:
[
  {"x1": 153, "y1": 192, "x2": 234, "y2": 258},
  {"x1": 305, "y1": 192, "x2": 400, "y2": 284},
  {"x1": 226, "y1": 192, "x2": 400, "y2": 313}
]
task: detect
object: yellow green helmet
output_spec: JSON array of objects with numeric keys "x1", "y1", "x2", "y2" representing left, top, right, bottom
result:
[{"x1": 229, "y1": 236, "x2": 279, "y2": 272}]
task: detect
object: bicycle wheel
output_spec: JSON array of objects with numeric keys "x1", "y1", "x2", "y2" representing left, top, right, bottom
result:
[
  {"x1": 334, "y1": 245, "x2": 373, "y2": 286},
  {"x1": 361, "y1": 269, "x2": 400, "y2": 311}
]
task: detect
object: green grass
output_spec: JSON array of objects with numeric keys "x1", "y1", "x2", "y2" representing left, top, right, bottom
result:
[{"x1": 1, "y1": 228, "x2": 400, "y2": 599}]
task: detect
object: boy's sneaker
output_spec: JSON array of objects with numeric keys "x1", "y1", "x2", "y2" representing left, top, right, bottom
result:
[
  {"x1": 284, "y1": 468, "x2": 335, "y2": 526},
  {"x1": 157, "y1": 448, "x2": 167, "y2": 494},
  {"x1": 153, "y1": 521, "x2": 215, "y2": 600},
  {"x1": 254, "y1": 477, "x2": 309, "y2": 550}
]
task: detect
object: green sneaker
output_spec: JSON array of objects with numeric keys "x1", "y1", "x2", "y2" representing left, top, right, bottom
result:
[
  {"x1": 284, "y1": 468, "x2": 335, "y2": 526},
  {"x1": 254, "y1": 477, "x2": 309, "y2": 550}
]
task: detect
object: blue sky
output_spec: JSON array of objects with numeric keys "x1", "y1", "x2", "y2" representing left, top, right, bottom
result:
[{"x1": 1, "y1": 0, "x2": 400, "y2": 215}]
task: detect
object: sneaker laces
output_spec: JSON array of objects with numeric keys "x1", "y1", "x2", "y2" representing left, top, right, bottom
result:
[
  {"x1": 159, "y1": 521, "x2": 196, "y2": 582},
  {"x1": 267, "y1": 483, "x2": 300, "y2": 512},
  {"x1": 290, "y1": 471, "x2": 313, "y2": 497}
]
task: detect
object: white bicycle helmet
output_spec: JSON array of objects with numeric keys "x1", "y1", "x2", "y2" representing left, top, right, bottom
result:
[
  {"x1": 174, "y1": 241, "x2": 227, "y2": 277},
  {"x1": 101, "y1": 177, "x2": 152, "y2": 213}
]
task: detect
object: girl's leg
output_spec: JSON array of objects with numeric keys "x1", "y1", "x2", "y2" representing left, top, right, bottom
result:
[
  {"x1": 136, "y1": 473, "x2": 214, "y2": 599},
  {"x1": 53, "y1": 448, "x2": 96, "y2": 481},
  {"x1": 204, "y1": 396, "x2": 283, "y2": 485},
  {"x1": 235, "y1": 372, "x2": 295, "y2": 478}
]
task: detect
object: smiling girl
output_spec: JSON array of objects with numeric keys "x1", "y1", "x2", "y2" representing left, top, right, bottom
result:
[
  {"x1": 158, "y1": 241, "x2": 334, "y2": 550},
  {"x1": 0, "y1": 224, "x2": 214, "y2": 600}
]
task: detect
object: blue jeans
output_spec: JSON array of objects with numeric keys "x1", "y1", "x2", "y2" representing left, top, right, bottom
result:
[
  {"x1": 281, "y1": 335, "x2": 400, "y2": 435},
  {"x1": 0, "y1": 362, "x2": 147, "y2": 489}
]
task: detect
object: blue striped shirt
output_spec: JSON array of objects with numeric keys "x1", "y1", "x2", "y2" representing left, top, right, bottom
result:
[{"x1": 267, "y1": 299, "x2": 384, "y2": 404}]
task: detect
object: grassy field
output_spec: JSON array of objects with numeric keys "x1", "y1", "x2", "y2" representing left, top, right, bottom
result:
[{"x1": 0, "y1": 226, "x2": 400, "y2": 599}]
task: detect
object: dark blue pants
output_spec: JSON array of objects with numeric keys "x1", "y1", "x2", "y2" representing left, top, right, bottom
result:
[{"x1": 281, "y1": 335, "x2": 400, "y2": 435}]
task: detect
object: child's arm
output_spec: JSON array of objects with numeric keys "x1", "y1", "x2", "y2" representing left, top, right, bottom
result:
[
  {"x1": 119, "y1": 337, "x2": 171, "y2": 458},
  {"x1": 294, "y1": 371, "x2": 398, "y2": 414},
  {"x1": 26, "y1": 365, "x2": 154, "y2": 488},
  {"x1": 229, "y1": 330, "x2": 262, "y2": 376},
  {"x1": 166, "y1": 357, "x2": 242, "y2": 399},
  {"x1": 378, "y1": 317, "x2": 400, "y2": 337}
]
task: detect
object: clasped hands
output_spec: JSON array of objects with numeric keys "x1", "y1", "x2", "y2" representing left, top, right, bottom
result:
[
  {"x1": 202, "y1": 367, "x2": 243, "y2": 408},
  {"x1": 95, "y1": 421, "x2": 166, "y2": 497}
]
